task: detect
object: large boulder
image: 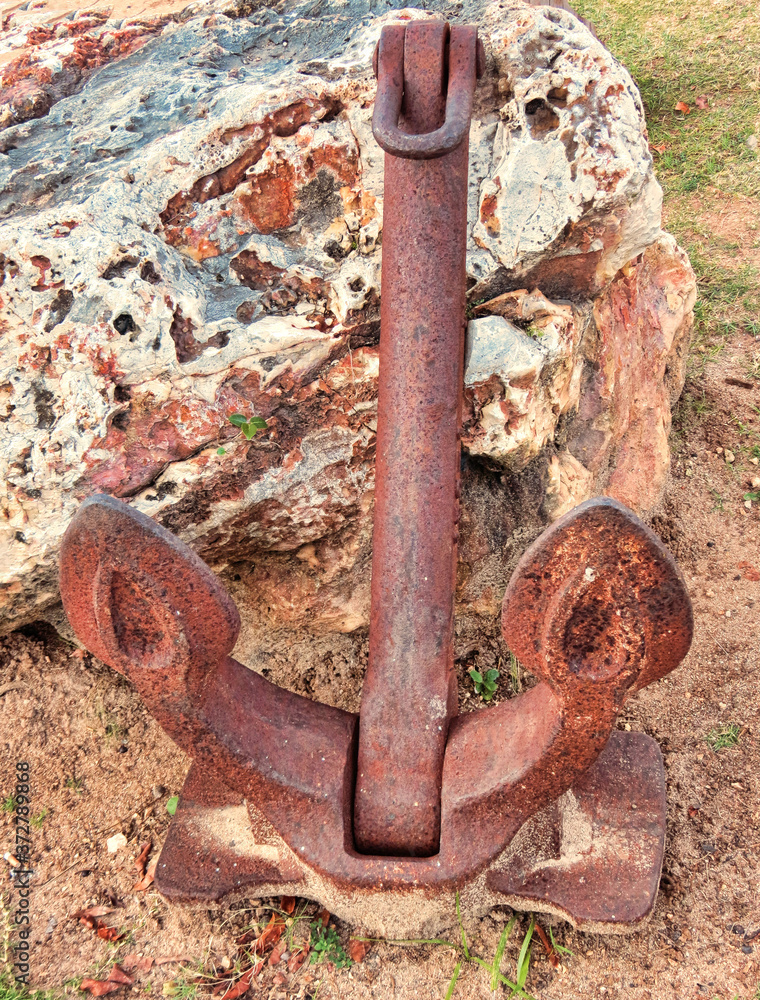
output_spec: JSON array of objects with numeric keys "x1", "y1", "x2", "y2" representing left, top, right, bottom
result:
[{"x1": 0, "y1": 0, "x2": 695, "y2": 657}]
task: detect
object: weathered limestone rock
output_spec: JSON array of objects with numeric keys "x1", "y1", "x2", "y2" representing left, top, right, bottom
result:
[{"x1": 0, "y1": 0, "x2": 695, "y2": 645}]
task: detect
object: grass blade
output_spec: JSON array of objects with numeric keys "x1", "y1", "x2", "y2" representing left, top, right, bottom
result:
[
  {"x1": 516, "y1": 916, "x2": 534, "y2": 990},
  {"x1": 455, "y1": 892, "x2": 470, "y2": 960},
  {"x1": 491, "y1": 915, "x2": 517, "y2": 991},
  {"x1": 445, "y1": 961, "x2": 462, "y2": 1000}
]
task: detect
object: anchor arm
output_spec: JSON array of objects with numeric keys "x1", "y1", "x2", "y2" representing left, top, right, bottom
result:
[{"x1": 60, "y1": 495, "x2": 358, "y2": 856}]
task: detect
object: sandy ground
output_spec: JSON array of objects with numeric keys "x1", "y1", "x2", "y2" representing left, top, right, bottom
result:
[{"x1": 1, "y1": 323, "x2": 760, "y2": 999}]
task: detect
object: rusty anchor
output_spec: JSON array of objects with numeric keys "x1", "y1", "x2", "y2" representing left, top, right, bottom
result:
[{"x1": 59, "y1": 20, "x2": 693, "y2": 938}]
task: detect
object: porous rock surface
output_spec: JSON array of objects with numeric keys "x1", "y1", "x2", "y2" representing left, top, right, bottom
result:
[{"x1": 0, "y1": 0, "x2": 695, "y2": 649}]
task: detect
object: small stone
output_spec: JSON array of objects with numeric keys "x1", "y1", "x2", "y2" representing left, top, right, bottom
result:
[
  {"x1": 751, "y1": 457, "x2": 759, "y2": 465},
  {"x1": 745, "y1": 500, "x2": 752, "y2": 510},
  {"x1": 716, "y1": 447, "x2": 724, "y2": 455},
  {"x1": 724, "y1": 449, "x2": 735, "y2": 463},
  {"x1": 719, "y1": 702, "x2": 728, "y2": 709},
  {"x1": 106, "y1": 833, "x2": 128, "y2": 853},
  {"x1": 151, "y1": 785, "x2": 165, "y2": 800},
  {"x1": 706, "y1": 589, "x2": 715, "y2": 597},
  {"x1": 747, "y1": 134, "x2": 759, "y2": 151},
  {"x1": 725, "y1": 610, "x2": 732, "y2": 618},
  {"x1": 751, "y1": 476, "x2": 760, "y2": 489}
]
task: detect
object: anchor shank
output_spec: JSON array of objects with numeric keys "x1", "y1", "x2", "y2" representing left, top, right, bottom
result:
[{"x1": 354, "y1": 22, "x2": 477, "y2": 856}]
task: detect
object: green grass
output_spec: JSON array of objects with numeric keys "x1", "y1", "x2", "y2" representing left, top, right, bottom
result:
[
  {"x1": 0, "y1": 976, "x2": 67, "y2": 1000},
  {"x1": 29, "y1": 810, "x2": 47, "y2": 830},
  {"x1": 574, "y1": 0, "x2": 760, "y2": 198},
  {"x1": 706, "y1": 723, "x2": 741, "y2": 751},
  {"x1": 574, "y1": 0, "x2": 760, "y2": 358},
  {"x1": 309, "y1": 921, "x2": 352, "y2": 969}
]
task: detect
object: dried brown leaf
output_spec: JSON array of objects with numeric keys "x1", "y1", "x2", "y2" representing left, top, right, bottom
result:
[
  {"x1": 675, "y1": 101, "x2": 690, "y2": 114},
  {"x1": 96, "y1": 924, "x2": 124, "y2": 943},
  {"x1": 695, "y1": 95, "x2": 709, "y2": 110},
  {"x1": 133, "y1": 858, "x2": 157, "y2": 891},
  {"x1": 218, "y1": 962, "x2": 263, "y2": 1000},
  {"x1": 287, "y1": 947, "x2": 310, "y2": 973},
  {"x1": 280, "y1": 896, "x2": 296, "y2": 915},
  {"x1": 253, "y1": 913, "x2": 285, "y2": 954},
  {"x1": 80, "y1": 981, "x2": 121, "y2": 996},
  {"x1": 134, "y1": 841, "x2": 151, "y2": 876},
  {"x1": 120, "y1": 955, "x2": 154, "y2": 973},
  {"x1": 347, "y1": 939, "x2": 370, "y2": 963},
  {"x1": 317, "y1": 908, "x2": 330, "y2": 927},
  {"x1": 75, "y1": 906, "x2": 115, "y2": 920},
  {"x1": 107, "y1": 966, "x2": 133, "y2": 986},
  {"x1": 268, "y1": 942, "x2": 286, "y2": 967}
]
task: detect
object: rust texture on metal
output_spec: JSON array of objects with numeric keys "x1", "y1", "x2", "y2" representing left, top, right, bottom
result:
[
  {"x1": 353, "y1": 21, "x2": 478, "y2": 858},
  {"x1": 58, "y1": 18, "x2": 695, "y2": 934}
]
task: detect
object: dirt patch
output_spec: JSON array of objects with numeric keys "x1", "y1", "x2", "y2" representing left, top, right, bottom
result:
[
  {"x1": 2, "y1": 341, "x2": 760, "y2": 998},
  {"x1": 670, "y1": 192, "x2": 760, "y2": 271}
]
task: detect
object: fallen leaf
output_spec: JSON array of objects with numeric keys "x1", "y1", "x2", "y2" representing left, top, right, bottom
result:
[
  {"x1": 675, "y1": 101, "x2": 691, "y2": 114},
  {"x1": 268, "y1": 942, "x2": 286, "y2": 967},
  {"x1": 134, "y1": 842, "x2": 151, "y2": 875},
  {"x1": 253, "y1": 913, "x2": 285, "y2": 954},
  {"x1": 133, "y1": 858, "x2": 157, "y2": 891},
  {"x1": 317, "y1": 908, "x2": 330, "y2": 927},
  {"x1": 96, "y1": 924, "x2": 124, "y2": 943},
  {"x1": 74, "y1": 906, "x2": 115, "y2": 921},
  {"x1": 272, "y1": 973, "x2": 287, "y2": 986},
  {"x1": 235, "y1": 930, "x2": 257, "y2": 947},
  {"x1": 107, "y1": 967, "x2": 133, "y2": 987},
  {"x1": 80, "y1": 980, "x2": 121, "y2": 996},
  {"x1": 120, "y1": 955, "x2": 154, "y2": 973},
  {"x1": 80, "y1": 967, "x2": 133, "y2": 996},
  {"x1": 347, "y1": 939, "x2": 371, "y2": 963},
  {"x1": 75, "y1": 908, "x2": 123, "y2": 942},
  {"x1": 738, "y1": 561, "x2": 760, "y2": 581},
  {"x1": 288, "y1": 948, "x2": 310, "y2": 973},
  {"x1": 166, "y1": 795, "x2": 179, "y2": 816},
  {"x1": 688, "y1": 805, "x2": 700, "y2": 818},
  {"x1": 695, "y1": 95, "x2": 709, "y2": 109},
  {"x1": 280, "y1": 896, "x2": 296, "y2": 915},
  {"x1": 218, "y1": 962, "x2": 263, "y2": 1000},
  {"x1": 650, "y1": 142, "x2": 668, "y2": 153}
]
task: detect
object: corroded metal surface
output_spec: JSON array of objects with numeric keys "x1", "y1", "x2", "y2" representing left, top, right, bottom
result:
[
  {"x1": 58, "y1": 17, "x2": 694, "y2": 935},
  {"x1": 354, "y1": 21, "x2": 478, "y2": 858}
]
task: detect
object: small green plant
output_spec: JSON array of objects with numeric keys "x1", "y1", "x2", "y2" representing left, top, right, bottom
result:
[
  {"x1": 706, "y1": 723, "x2": 741, "y2": 751},
  {"x1": 217, "y1": 414, "x2": 268, "y2": 455},
  {"x1": 1, "y1": 796, "x2": 14, "y2": 813},
  {"x1": 744, "y1": 492, "x2": 760, "y2": 504},
  {"x1": 710, "y1": 489, "x2": 724, "y2": 513},
  {"x1": 310, "y1": 921, "x2": 352, "y2": 969},
  {"x1": 166, "y1": 795, "x2": 179, "y2": 816},
  {"x1": 161, "y1": 961, "x2": 206, "y2": 1000},
  {"x1": 30, "y1": 809, "x2": 47, "y2": 830},
  {"x1": 64, "y1": 776, "x2": 83, "y2": 793},
  {"x1": 548, "y1": 925, "x2": 573, "y2": 958},
  {"x1": 230, "y1": 413, "x2": 267, "y2": 440},
  {"x1": 469, "y1": 667, "x2": 499, "y2": 702}
]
